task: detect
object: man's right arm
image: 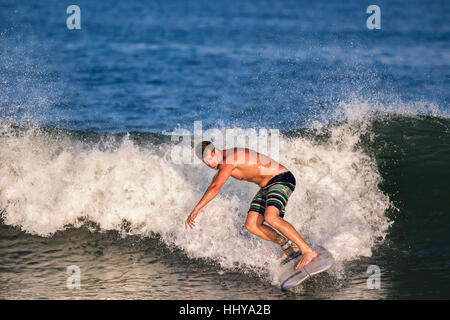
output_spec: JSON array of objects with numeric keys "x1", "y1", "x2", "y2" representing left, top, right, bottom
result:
[
  {"x1": 192, "y1": 163, "x2": 233, "y2": 213},
  {"x1": 185, "y1": 164, "x2": 233, "y2": 229}
]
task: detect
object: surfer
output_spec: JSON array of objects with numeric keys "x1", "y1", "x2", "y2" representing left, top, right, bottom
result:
[{"x1": 185, "y1": 141, "x2": 318, "y2": 270}]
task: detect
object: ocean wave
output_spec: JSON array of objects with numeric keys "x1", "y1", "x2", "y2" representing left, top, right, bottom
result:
[{"x1": 0, "y1": 101, "x2": 448, "y2": 285}]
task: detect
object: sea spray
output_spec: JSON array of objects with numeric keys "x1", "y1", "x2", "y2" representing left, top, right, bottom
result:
[{"x1": 0, "y1": 112, "x2": 393, "y2": 285}]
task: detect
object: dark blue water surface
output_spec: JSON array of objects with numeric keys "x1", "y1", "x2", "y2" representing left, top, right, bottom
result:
[{"x1": 1, "y1": 0, "x2": 448, "y2": 132}]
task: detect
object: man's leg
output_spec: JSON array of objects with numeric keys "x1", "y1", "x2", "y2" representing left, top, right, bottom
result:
[
  {"x1": 245, "y1": 211, "x2": 286, "y2": 245},
  {"x1": 264, "y1": 206, "x2": 318, "y2": 270}
]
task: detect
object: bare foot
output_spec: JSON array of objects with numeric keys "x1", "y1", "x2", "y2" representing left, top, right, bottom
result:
[
  {"x1": 280, "y1": 242, "x2": 301, "y2": 260},
  {"x1": 295, "y1": 249, "x2": 318, "y2": 270}
]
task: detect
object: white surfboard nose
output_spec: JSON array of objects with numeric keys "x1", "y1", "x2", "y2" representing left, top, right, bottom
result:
[{"x1": 279, "y1": 246, "x2": 334, "y2": 290}]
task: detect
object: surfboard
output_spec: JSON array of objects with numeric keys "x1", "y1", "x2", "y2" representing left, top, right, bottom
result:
[{"x1": 279, "y1": 246, "x2": 334, "y2": 290}]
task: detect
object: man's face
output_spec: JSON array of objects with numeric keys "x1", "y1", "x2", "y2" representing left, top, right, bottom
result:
[{"x1": 202, "y1": 150, "x2": 218, "y2": 169}]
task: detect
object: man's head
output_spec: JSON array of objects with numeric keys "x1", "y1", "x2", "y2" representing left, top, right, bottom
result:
[{"x1": 195, "y1": 141, "x2": 220, "y2": 169}]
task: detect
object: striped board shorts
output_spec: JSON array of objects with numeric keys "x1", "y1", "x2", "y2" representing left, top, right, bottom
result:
[{"x1": 248, "y1": 171, "x2": 296, "y2": 218}]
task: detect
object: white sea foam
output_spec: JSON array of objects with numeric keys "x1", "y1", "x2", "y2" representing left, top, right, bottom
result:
[{"x1": 0, "y1": 106, "x2": 394, "y2": 285}]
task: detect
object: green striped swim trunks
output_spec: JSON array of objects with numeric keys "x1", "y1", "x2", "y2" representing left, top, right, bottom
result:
[{"x1": 248, "y1": 171, "x2": 296, "y2": 218}]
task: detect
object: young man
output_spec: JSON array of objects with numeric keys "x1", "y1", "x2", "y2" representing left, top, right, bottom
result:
[{"x1": 185, "y1": 141, "x2": 318, "y2": 270}]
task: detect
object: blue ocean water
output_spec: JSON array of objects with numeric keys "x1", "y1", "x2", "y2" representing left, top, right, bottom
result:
[
  {"x1": 0, "y1": 0, "x2": 449, "y2": 300},
  {"x1": 1, "y1": 0, "x2": 448, "y2": 132}
]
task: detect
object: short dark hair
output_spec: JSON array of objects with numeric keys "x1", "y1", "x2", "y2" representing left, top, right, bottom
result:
[{"x1": 195, "y1": 141, "x2": 215, "y2": 159}]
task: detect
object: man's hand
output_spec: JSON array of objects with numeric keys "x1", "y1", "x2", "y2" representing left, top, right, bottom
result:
[{"x1": 185, "y1": 209, "x2": 199, "y2": 229}]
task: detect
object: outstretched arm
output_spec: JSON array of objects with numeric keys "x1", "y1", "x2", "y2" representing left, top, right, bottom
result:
[{"x1": 185, "y1": 164, "x2": 233, "y2": 229}]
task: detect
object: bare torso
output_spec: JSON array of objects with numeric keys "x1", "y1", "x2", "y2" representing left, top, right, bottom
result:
[{"x1": 220, "y1": 148, "x2": 288, "y2": 188}]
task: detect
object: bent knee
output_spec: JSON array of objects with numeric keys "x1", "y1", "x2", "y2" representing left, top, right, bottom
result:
[
  {"x1": 246, "y1": 211, "x2": 264, "y2": 232},
  {"x1": 245, "y1": 221, "x2": 258, "y2": 233},
  {"x1": 264, "y1": 210, "x2": 283, "y2": 227},
  {"x1": 264, "y1": 215, "x2": 278, "y2": 227}
]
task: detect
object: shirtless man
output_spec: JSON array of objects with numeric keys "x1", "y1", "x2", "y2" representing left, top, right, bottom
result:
[{"x1": 185, "y1": 141, "x2": 318, "y2": 270}]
